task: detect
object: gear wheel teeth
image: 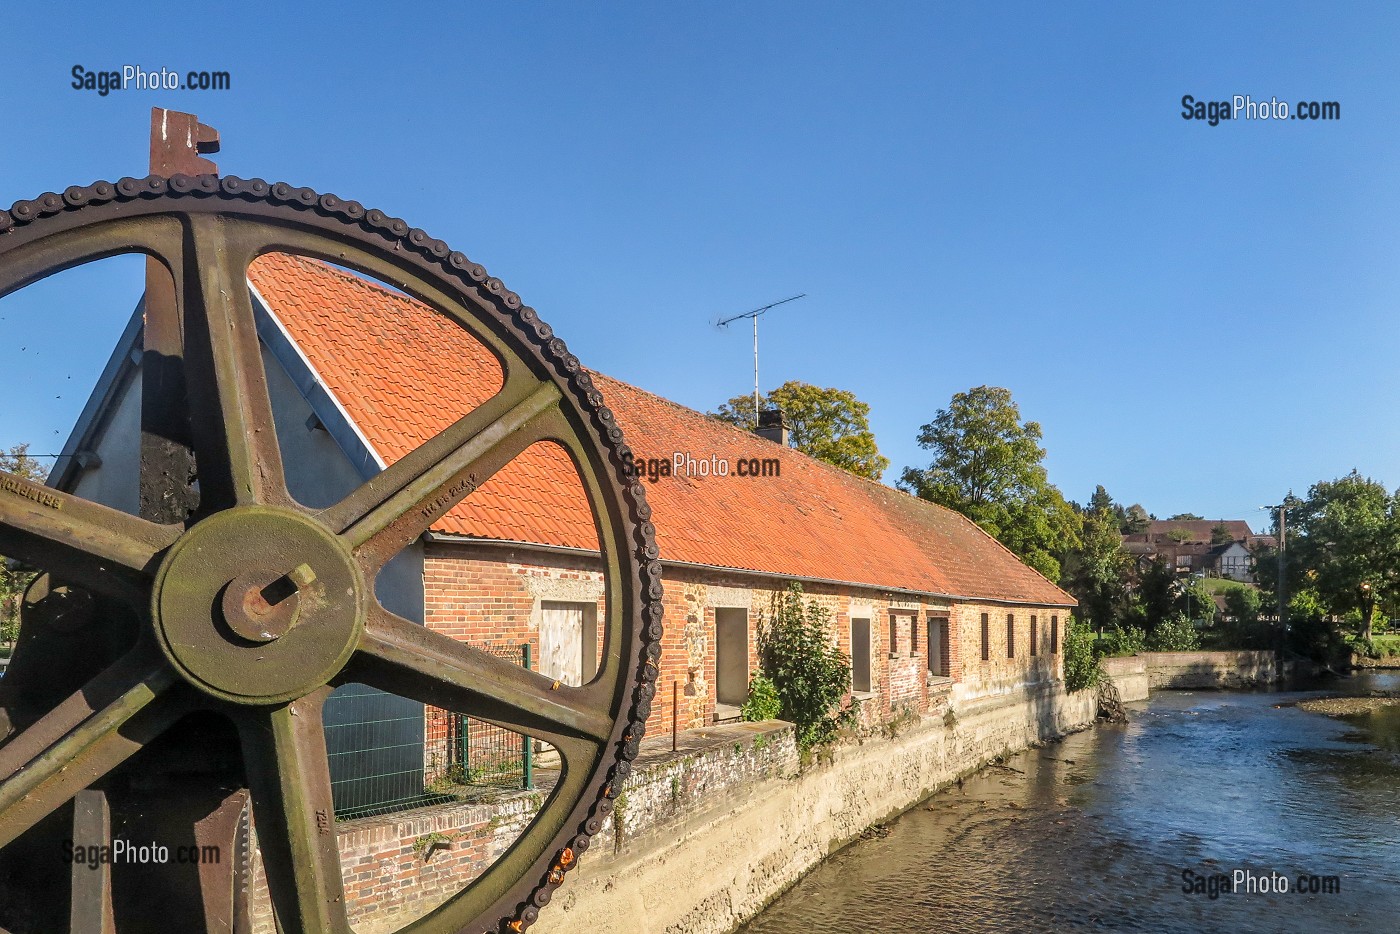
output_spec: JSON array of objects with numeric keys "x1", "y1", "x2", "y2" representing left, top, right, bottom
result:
[{"x1": 0, "y1": 177, "x2": 666, "y2": 928}]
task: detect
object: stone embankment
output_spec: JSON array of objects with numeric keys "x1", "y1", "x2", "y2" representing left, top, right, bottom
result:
[
  {"x1": 1137, "y1": 650, "x2": 1295, "y2": 689},
  {"x1": 536, "y1": 682, "x2": 1097, "y2": 934}
]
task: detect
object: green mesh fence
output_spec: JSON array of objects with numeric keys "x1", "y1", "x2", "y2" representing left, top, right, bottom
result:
[{"x1": 327, "y1": 642, "x2": 534, "y2": 820}]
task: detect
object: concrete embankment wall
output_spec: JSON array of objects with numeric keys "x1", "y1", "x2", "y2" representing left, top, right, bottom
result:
[
  {"x1": 1100, "y1": 655, "x2": 1150, "y2": 702},
  {"x1": 537, "y1": 683, "x2": 1096, "y2": 934},
  {"x1": 1139, "y1": 650, "x2": 1291, "y2": 689}
]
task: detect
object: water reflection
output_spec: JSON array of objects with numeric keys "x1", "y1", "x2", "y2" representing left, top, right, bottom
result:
[{"x1": 740, "y1": 673, "x2": 1400, "y2": 934}]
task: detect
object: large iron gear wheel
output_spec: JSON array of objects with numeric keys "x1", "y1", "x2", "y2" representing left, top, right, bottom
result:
[{"x1": 0, "y1": 175, "x2": 663, "y2": 933}]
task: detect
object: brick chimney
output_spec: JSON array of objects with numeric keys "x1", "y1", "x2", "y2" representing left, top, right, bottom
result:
[{"x1": 755, "y1": 409, "x2": 789, "y2": 446}]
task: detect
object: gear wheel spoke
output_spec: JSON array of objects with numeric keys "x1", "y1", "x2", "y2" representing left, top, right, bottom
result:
[
  {"x1": 348, "y1": 604, "x2": 615, "y2": 745},
  {"x1": 0, "y1": 477, "x2": 178, "y2": 606},
  {"x1": 175, "y1": 213, "x2": 290, "y2": 512},
  {"x1": 326, "y1": 378, "x2": 563, "y2": 570},
  {"x1": 237, "y1": 689, "x2": 351, "y2": 934},
  {"x1": 0, "y1": 648, "x2": 182, "y2": 849}
]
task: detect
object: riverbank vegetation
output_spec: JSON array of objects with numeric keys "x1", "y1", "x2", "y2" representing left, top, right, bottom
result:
[{"x1": 894, "y1": 388, "x2": 1400, "y2": 668}]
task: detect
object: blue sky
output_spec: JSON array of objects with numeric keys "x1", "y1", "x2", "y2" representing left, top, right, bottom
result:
[{"x1": 1, "y1": 1, "x2": 1396, "y2": 527}]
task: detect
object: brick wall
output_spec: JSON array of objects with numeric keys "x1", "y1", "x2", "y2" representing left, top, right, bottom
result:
[
  {"x1": 421, "y1": 541, "x2": 1069, "y2": 736},
  {"x1": 951, "y1": 604, "x2": 1065, "y2": 705},
  {"x1": 420, "y1": 543, "x2": 1064, "y2": 733}
]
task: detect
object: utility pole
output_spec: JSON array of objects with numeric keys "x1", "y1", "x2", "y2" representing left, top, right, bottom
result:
[
  {"x1": 1262, "y1": 500, "x2": 1289, "y2": 652},
  {"x1": 716, "y1": 294, "x2": 805, "y2": 426}
]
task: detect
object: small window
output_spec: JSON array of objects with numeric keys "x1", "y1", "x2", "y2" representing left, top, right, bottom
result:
[
  {"x1": 1006, "y1": 613, "x2": 1015, "y2": 658},
  {"x1": 851, "y1": 618, "x2": 872, "y2": 693},
  {"x1": 910, "y1": 614, "x2": 920, "y2": 655},
  {"x1": 980, "y1": 613, "x2": 990, "y2": 661},
  {"x1": 1051, "y1": 615, "x2": 1059, "y2": 654},
  {"x1": 889, "y1": 614, "x2": 899, "y2": 657},
  {"x1": 1030, "y1": 614, "x2": 1038, "y2": 657}
]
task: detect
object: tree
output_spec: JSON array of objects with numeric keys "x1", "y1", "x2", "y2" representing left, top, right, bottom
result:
[
  {"x1": 1169, "y1": 513, "x2": 1203, "y2": 521},
  {"x1": 899, "y1": 386, "x2": 1080, "y2": 580},
  {"x1": 1125, "y1": 558, "x2": 1179, "y2": 634},
  {"x1": 713, "y1": 381, "x2": 889, "y2": 481},
  {"x1": 1063, "y1": 502, "x2": 1131, "y2": 632},
  {"x1": 1120, "y1": 504, "x2": 1150, "y2": 535},
  {"x1": 1287, "y1": 471, "x2": 1400, "y2": 641},
  {"x1": 1210, "y1": 522, "x2": 1235, "y2": 545},
  {"x1": 1221, "y1": 587, "x2": 1268, "y2": 649},
  {"x1": 0, "y1": 444, "x2": 48, "y2": 644}
]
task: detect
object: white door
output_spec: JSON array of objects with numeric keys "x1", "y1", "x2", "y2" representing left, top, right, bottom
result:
[{"x1": 540, "y1": 602, "x2": 585, "y2": 686}]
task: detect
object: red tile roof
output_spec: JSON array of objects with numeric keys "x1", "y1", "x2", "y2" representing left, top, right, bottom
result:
[{"x1": 248, "y1": 254, "x2": 1073, "y2": 607}]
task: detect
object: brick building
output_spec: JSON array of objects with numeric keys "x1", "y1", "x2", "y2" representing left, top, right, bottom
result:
[{"x1": 55, "y1": 252, "x2": 1075, "y2": 814}]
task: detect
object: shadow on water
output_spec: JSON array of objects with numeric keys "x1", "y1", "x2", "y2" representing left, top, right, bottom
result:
[{"x1": 738, "y1": 672, "x2": 1400, "y2": 934}]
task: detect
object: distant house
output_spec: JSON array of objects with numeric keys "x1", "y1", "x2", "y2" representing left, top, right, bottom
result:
[{"x1": 1122, "y1": 520, "x2": 1275, "y2": 582}]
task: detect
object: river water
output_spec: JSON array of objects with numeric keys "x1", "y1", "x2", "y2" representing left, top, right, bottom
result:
[{"x1": 739, "y1": 673, "x2": 1400, "y2": 934}]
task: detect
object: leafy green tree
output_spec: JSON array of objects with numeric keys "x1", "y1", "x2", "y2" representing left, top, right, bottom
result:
[
  {"x1": 1217, "y1": 587, "x2": 1269, "y2": 648},
  {"x1": 899, "y1": 386, "x2": 1080, "y2": 580},
  {"x1": 1169, "y1": 513, "x2": 1204, "y2": 521},
  {"x1": 1166, "y1": 528, "x2": 1193, "y2": 543},
  {"x1": 1120, "y1": 504, "x2": 1151, "y2": 534},
  {"x1": 1063, "y1": 502, "x2": 1131, "y2": 632},
  {"x1": 1224, "y1": 586, "x2": 1261, "y2": 623},
  {"x1": 1288, "y1": 471, "x2": 1400, "y2": 641},
  {"x1": 713, "y1": 381, "x2": 889, "y2": 481},
  {"x1": 1125, "y1": 558, "x2": 1178, "y2": 635},
  {"x1": 1210, "y1": 522, "x2": 1235, "y2": 545},
  {"x1": 1180, "y1": 577, "x2": 1216, "y2": 626},
  {"x1": 755, "y1": 583, "x2": 852, "y2": 750},
  {"x1": 0, "y1": 444, "x2": 48, "y2": 645}
]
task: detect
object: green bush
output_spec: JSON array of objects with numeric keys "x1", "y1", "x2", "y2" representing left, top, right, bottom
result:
[
  {"x1": 1099, "y1": 624, "x2": 1146, "y2": 657},
  {"x1": 1347, "y1": 634, "x2": 1380, "y2": 659},
  {"x1": 756, "y1": 583, "x2": 852, "y2": 750},
  {"x1": 740, "y1": 674, "x2": 782, "y2": 722},
  {"x1": 1063, "y1": 617, "x2": 1102, "y2": 692},
  {"x1": 1148, "y1": 614, "x2": 1201, "y2": 651}
]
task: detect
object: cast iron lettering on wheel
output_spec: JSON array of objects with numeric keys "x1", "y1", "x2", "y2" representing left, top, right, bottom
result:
[{"x1": 0, "y1": 175, "x2": 662, "y2": 934}]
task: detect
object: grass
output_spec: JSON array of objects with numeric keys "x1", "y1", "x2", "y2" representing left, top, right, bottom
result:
[
  {"x1": 1201, "y1": 578, "x2": 1252, "y2": 596},
  {"x1": 1372, "y1": 634, "x2": 1400, "y2": 657}
]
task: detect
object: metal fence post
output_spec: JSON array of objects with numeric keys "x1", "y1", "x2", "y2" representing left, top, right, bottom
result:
[{"x1": 522, "y1": 642, "x2": 534, "y2": 791}]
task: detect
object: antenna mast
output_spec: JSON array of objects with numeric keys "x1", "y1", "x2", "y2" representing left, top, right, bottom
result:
[{"x1": 716, "y1": 293, "x2": 805, "y2": 426}]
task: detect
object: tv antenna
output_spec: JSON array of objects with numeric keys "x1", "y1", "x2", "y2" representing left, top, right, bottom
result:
[{"x1": 716, "y1": 293, "x2": 805, "y2": 426}]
